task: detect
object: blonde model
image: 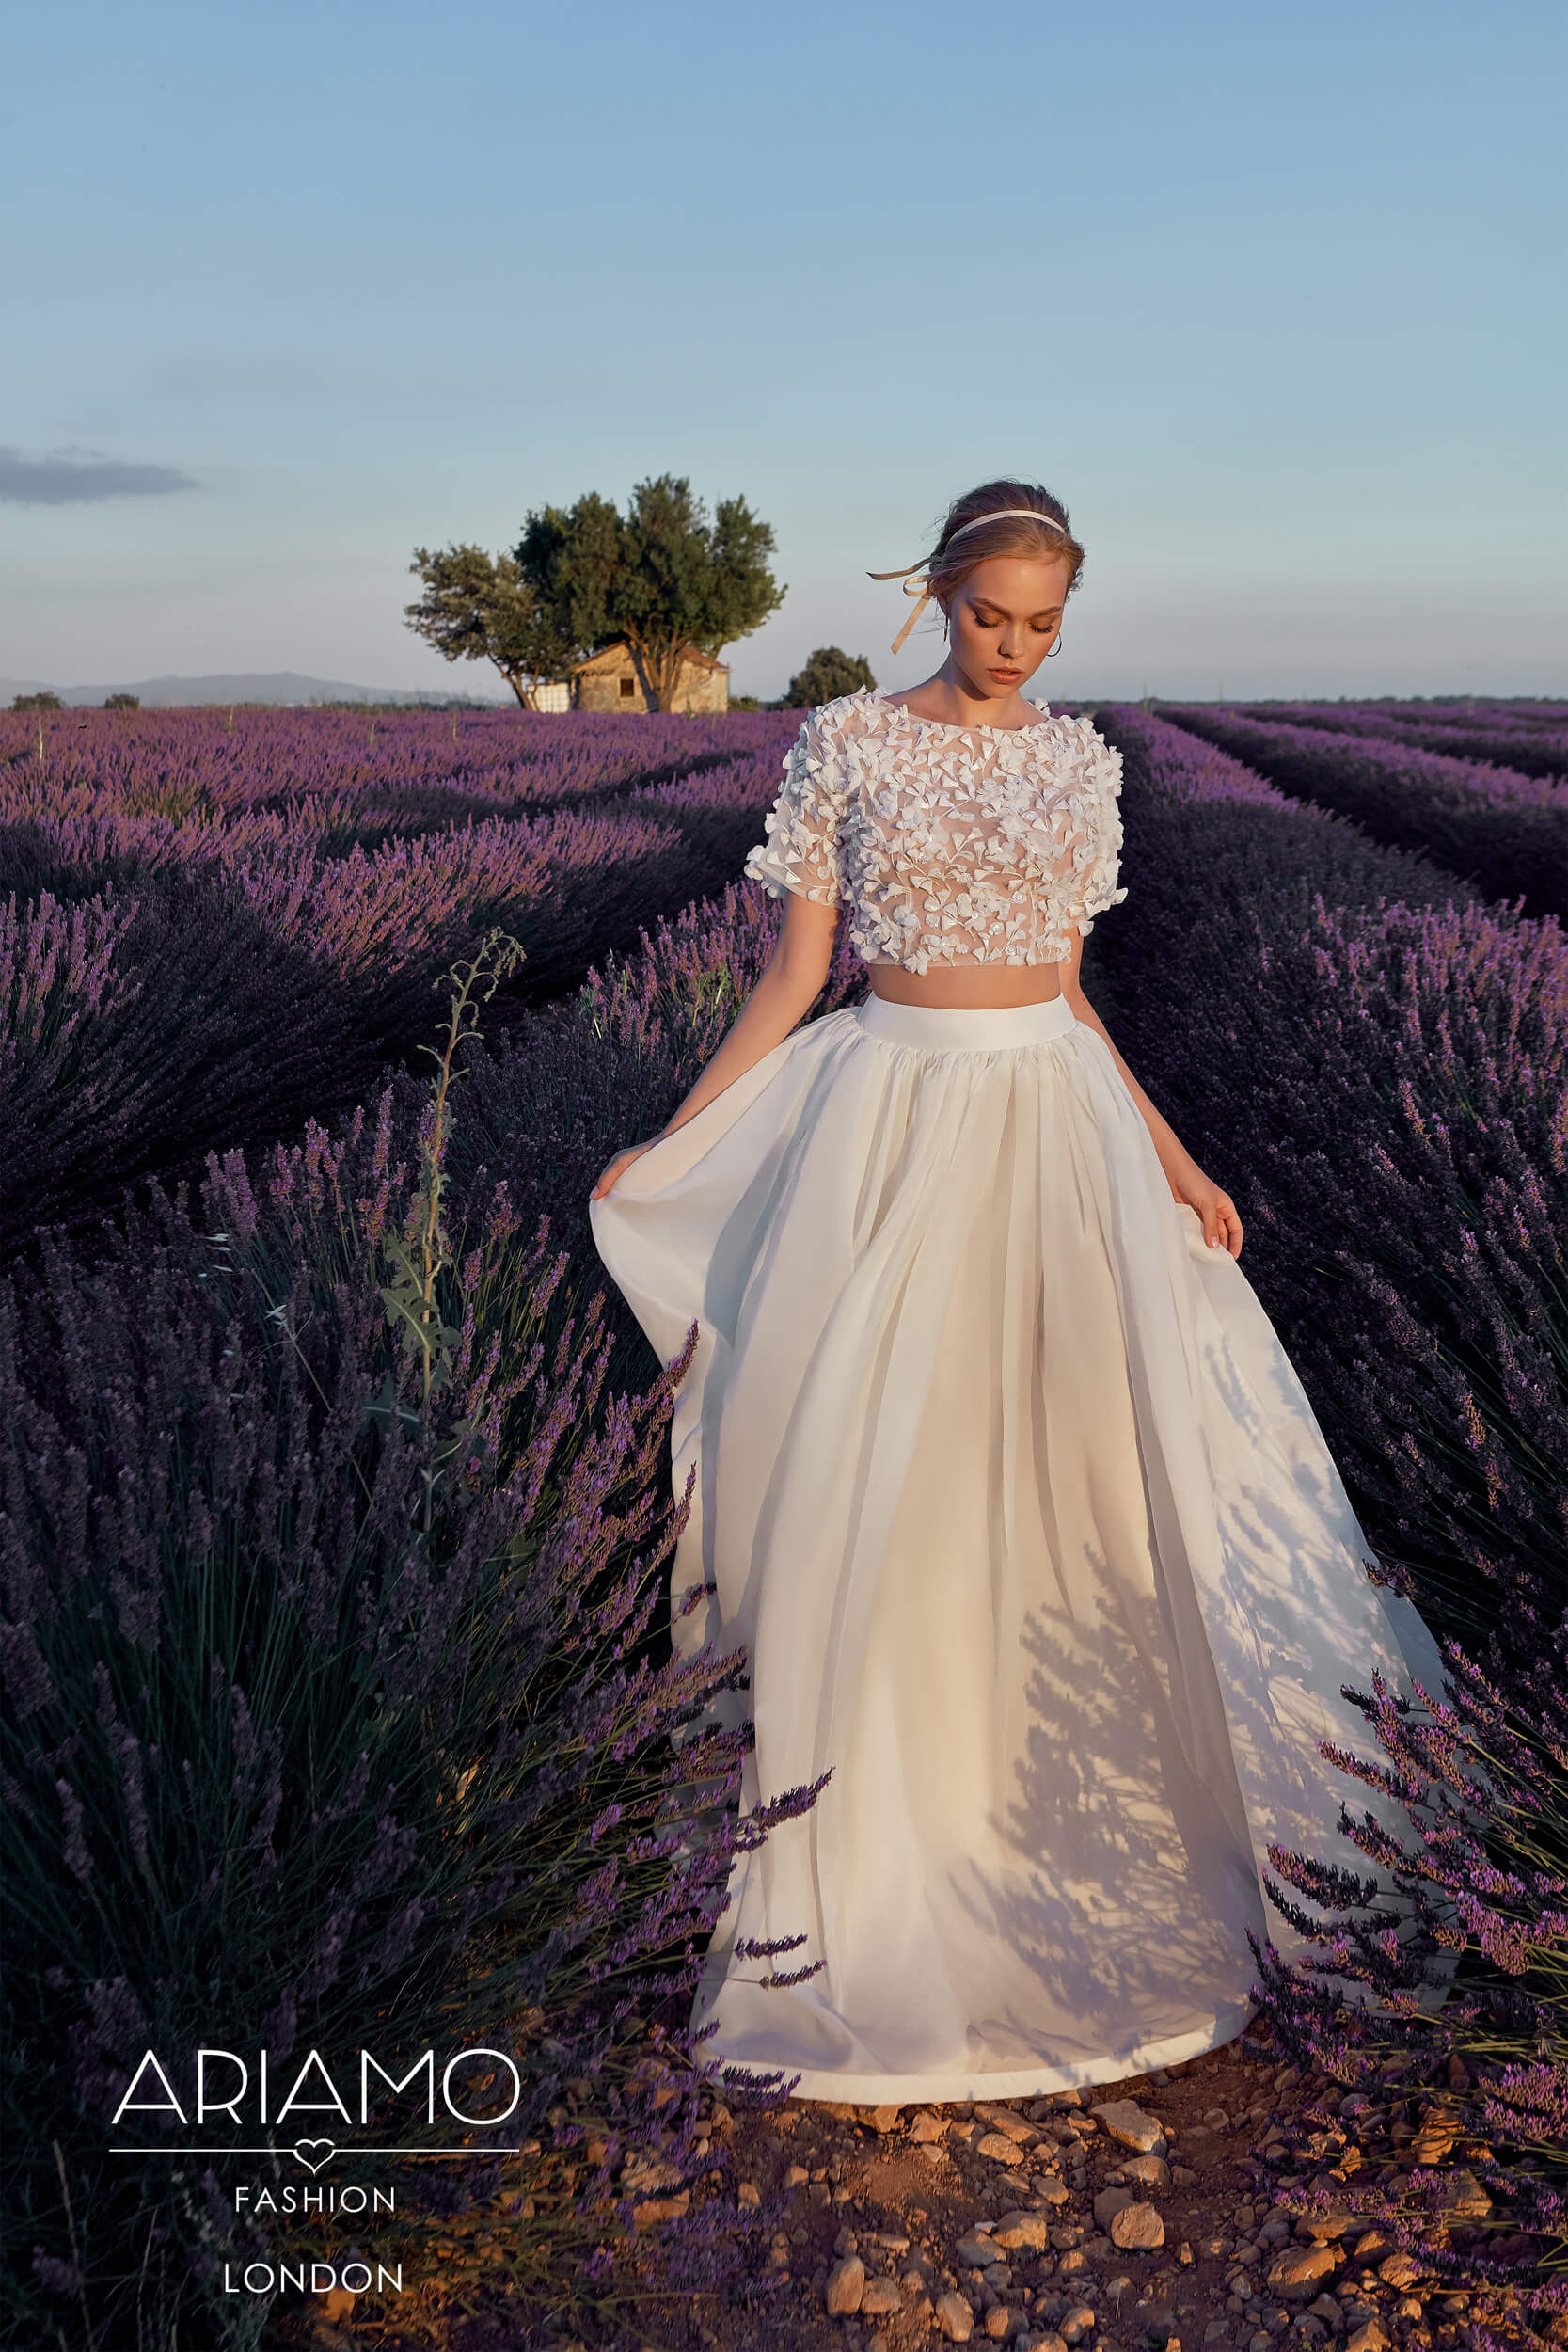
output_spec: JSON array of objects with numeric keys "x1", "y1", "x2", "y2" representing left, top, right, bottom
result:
[{"x1": 589, "y1": 480, "x2": 1440, "y2": 2104}]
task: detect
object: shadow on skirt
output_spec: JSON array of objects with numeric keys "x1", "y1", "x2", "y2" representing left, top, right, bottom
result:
[{"x1": 589, "y1": 990, "x2": 1445, "y2": 2103}]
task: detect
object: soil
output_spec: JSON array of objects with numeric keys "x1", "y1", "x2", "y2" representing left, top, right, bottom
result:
[{"x1": 286, "y1": 2029, "x2": 1538, "y2": 2352}]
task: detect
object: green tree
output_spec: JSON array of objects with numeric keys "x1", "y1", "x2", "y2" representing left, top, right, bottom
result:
[
  {"x1": 11, "y1": 691, "x2": 62, "y2": 712},
  {"x1": 103, "y1": 691, "x2": 139, "y2": 709},
  {"x1": 782, "y1": 646, "x2": 877, "y2": 707},
  {"x1": 515, "y1": 476, "x2": 784, "y2": 712},
  {"x1": 513, "y1": 492, "x2": 622, "y2": 680},
  {"x1": 404, "y1": 544, "x2": 578, "y2": 709}
]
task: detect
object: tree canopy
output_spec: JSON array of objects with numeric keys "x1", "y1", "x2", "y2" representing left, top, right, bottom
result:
[
  {"x1": 515, "y1": 475, "x2": 784, "y2": 711},
  {"x1": 782, "y1": 646, "x2": 877, "y2": 707},
  {"x1": 404, "y1": 545, "x2": 576, "y2": 709}
]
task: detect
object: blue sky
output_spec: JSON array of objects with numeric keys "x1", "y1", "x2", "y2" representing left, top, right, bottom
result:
[{"x1": 4, "y1": 0, "x2": 1564, "y2": 700}]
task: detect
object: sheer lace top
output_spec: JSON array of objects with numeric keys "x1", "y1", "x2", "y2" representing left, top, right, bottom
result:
[{"x1": 742, "y1": 689, "x2": 1127, "y2": 973}]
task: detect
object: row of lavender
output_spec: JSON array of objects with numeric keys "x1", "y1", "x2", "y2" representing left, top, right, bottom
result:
[
  {"x1": 1154, "y1": 704, "x2": 1566, "y2": 919},
  {"x1": 1227, "y1": 701, "x2": 1568, "y2": 781},
  {"x1": 1, "y1": 707, "x2": 800, "y2": 1250}
]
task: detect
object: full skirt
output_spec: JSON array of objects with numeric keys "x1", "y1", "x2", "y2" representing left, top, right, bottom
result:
[{"x1": 588, "y1": 992, "x2": 1444, "y2": 2103}]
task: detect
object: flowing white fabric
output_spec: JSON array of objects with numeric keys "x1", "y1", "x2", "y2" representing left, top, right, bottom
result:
[{"x1": 589, "y1": 993, "x2": 1444, "y2": 2103}]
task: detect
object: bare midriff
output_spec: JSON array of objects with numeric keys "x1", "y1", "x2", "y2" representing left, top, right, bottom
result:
[{"x1": 864, "y1": 959, "x2": 1064, "y2": 1009}]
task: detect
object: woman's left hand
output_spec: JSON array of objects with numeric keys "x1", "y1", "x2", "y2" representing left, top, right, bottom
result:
[
  {"x1": 1167, "y1": 1156, "x2": 1244, "y2": 1258},
  {"x1": 591, "y1": 1140, "x2": 658, "y2": 1202}
]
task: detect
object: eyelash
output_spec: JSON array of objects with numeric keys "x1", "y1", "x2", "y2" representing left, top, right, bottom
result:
[{"x1": 973, "y1": 612, "x2": 1055, "y2": 632}]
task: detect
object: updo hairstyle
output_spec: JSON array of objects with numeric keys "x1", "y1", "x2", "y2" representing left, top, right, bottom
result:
[{"x1": 925, "y1": 480, "x2": 1085, "y2": 614}]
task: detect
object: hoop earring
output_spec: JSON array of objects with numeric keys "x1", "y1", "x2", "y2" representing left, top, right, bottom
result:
[{"x1": 1046, "y1": 635, "x2": 1064, "y2": 660}]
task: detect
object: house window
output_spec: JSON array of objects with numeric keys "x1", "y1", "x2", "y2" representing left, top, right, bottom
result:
[{"x1": 619, "y1": 676, "x2": 637, "y2": 701}]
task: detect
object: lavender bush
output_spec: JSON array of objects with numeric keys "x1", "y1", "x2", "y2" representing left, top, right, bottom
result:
[
  {"x1": 1, "y1": 943, "x2": 823, "y2": 2347},
  {"x1": 1, "y1": 871, "x2": 367, "y2": 1256},
  {"x1": 1253, "y1": 1632, "x2": 1568, "y2": 2319},
  {"x1": 1092, "y1": 708, "x2": 1566, "y2": 1646},
  {"x1": 1156, "y1": 706, "x2": 1566, "y2": 918}
]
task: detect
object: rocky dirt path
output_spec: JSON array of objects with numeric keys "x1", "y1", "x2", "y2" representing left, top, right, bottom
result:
[
  {"x1": 641, "y1": 2033, "x2": 1511, "y2": 2352},
  {"x1": 305, "y1": 2026, "x2": 1532, "y2": 2351}
]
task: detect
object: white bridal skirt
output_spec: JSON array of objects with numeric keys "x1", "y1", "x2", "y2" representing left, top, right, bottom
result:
[{"x1": 588, "y1": 993, "x2": 1445, "y2": 2104}]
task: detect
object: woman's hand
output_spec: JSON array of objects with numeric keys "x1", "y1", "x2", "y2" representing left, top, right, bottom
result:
[
  {"x1": 1166, "y1": 1152, "x2": 1244, "y2": 1258},
  {"x1": 591, "y1": 1141, "x2": 659, "y2": 1202}
]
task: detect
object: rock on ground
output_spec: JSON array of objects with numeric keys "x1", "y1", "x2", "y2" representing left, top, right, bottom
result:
[
  {"x1": 935, "y1": 2286, "x2": 975, "y2": 2340},
  {"x1": 1089, "y1": 2098, "x2": 1165, "y2": 2152},
  {"x1": 1110, "y1": 2200, "x2": 1165, "y2": 2250},
  {"x1": 823, "y1": 2252, "x2": 864, "y2": 2313}
]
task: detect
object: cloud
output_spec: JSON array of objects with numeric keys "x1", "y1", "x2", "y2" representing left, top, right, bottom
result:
[{"x1": 0, "y1": 445, "x2": 199, "y2": 506}]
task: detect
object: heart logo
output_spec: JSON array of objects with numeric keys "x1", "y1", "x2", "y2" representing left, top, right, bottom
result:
[{"x1": 293, "y1": 2139, "x2": 337, "y2": 2174}]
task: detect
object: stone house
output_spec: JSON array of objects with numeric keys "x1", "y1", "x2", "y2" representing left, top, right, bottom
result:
[{"x1": 570, "y1": 641, "x2": 729, "y2": 713}]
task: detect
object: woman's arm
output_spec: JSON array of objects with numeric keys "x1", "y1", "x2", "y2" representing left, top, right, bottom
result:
[
  {"x1": 1059, "y1": 933, "x2": 1244, "y2": 1258},
  {"x1": 591, "y1": 893, "x2": 840, "y2": 1200}
]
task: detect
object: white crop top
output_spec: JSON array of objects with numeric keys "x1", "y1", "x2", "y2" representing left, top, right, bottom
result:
[{"x1": 742, "y1": 689, "x2": 1128, "y2": 974}]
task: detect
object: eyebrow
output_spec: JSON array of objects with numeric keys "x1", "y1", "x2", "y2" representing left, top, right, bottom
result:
[{"x1": 968, "y1": 595, "x2": 1064, "y2": 621}]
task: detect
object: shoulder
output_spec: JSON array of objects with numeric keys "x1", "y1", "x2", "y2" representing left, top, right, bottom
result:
[
  {"x1": 800, "y1": 689, "x2": 882, "y2": 735},
  {"x1": 789, "y1": 690, "x2": 880, "y2": 763},
  {"x1": 1042, "y1": 708, "x2": 1121, "y2": 792}
]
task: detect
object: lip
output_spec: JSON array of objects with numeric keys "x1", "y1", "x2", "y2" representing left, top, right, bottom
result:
[{"x1": 990, "y1": 669, "x2": 1023, "y2": 683}]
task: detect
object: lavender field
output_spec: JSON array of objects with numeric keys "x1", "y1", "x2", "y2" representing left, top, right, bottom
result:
[
  {"x1": 2, "y1": 700, "x2": 1564, "y2": 2347},
  {"x1": 0, "y1": 703, "x2": 800, "y2": 1251},
  {"x1": 1150, "y1": 705, "x2": 1566, "y2": 919}
]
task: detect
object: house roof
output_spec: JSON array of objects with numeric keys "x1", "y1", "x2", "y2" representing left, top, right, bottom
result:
[{"x1": 573, "y1": 640, "x2": 730, "y2": 675}]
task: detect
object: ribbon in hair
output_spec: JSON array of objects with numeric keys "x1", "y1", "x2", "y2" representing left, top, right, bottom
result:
[{"x1": 868, "y1": 509, "x2": 1070, "y2": 655}]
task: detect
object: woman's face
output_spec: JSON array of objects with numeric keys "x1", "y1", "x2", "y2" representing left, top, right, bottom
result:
[{"x1": 943, "y1": 553, "x2": 1072, "y2": 695}]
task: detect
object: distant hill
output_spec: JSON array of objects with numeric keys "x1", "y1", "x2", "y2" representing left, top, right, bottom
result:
[{"x1": 2, "y1": 671, "x2": 507, "y2": 709}]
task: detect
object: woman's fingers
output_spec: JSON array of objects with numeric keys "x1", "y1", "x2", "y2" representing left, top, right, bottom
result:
[
  {"x1": 1197, "y1": 1189, "x2": 1243, "y2": 1256},
  {"x1": 592, "y1": 1146, "x2": 643, "y2": 1201}
]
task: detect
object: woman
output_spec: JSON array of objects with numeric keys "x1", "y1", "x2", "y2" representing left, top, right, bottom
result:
[{"x1": 588, "y1": 480, "x2": 1442, "y2": 2103}]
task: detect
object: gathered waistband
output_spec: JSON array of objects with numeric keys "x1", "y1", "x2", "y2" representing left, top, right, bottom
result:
[{"x1": 855, "y1": 993, "x2": 1080, "y2": 1052}]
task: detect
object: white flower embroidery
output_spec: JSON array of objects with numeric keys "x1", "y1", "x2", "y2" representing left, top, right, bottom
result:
[{"x1": 742, "y1": 690, "x2": 1128, "y2": 970}]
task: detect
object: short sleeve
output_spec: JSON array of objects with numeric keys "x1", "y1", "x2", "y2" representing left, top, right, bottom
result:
[
  {"x1": 1062, "y1": 721, "x2": 1128, "y2": 937},
  {"x1": 742, "y1": 707, "x2": 848, "y2": 907}
]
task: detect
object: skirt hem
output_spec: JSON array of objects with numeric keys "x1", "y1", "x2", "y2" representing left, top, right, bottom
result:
[{"x1": 698, "y1": 1999, "x2": 1257, "y2": 2106}]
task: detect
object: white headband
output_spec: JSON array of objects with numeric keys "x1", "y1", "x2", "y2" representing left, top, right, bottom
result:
[
  {"x1": 946, "y1": 509, "x2": 1069, "y2": 544},
  {"x1": 868, "y1": 510, "x2": 1071, "y2": 653}
]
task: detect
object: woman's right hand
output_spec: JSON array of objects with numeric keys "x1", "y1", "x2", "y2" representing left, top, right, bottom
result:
[{"x1": 591, "y1": 1140, "x2": 659, "y2": 1201}]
